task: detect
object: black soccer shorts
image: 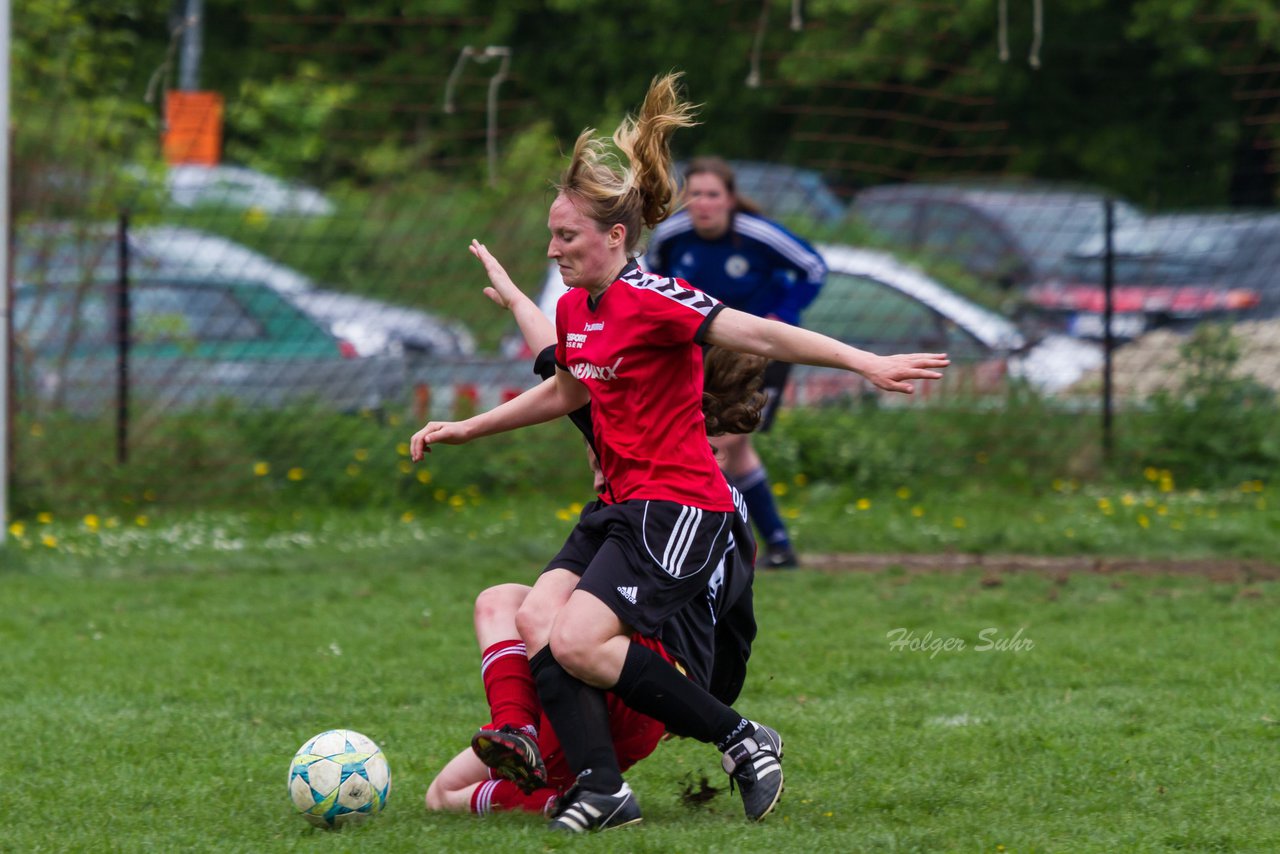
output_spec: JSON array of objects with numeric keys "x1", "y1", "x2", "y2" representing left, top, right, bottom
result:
[{"x1": 543, "y1": 499, "x2": 735, "y2": 637}]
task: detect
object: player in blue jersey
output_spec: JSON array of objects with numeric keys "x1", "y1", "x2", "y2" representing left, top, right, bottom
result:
[{"x1": 646, "y1": 157, "x2": 827, "y2": 569}]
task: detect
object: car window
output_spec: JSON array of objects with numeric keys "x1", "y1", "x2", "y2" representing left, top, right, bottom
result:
[
  {"x1": 854, "y1": 200, "x2": 917, "y2": 245},
  {"x1": 805, "y1": 272, "x2": 989, "y2": 360},
  {"x1": 133, "y1": 285, "x2": 265, "y2": 344},
  {"x1": 14, "y1": 282, "x2": 266, "y2": 353},
  {"x1": 919, "y1": 203, "x2": 1016, "y2": 280}
]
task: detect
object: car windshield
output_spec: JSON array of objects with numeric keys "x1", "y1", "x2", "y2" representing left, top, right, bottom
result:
[
  {"x1": 805, "y1": 271, "x2": 990, "y2": 361},
  {"x1": 980, "y1": 197, "x2": 1143, "y2": 268},
  {"x1": 16, "y1": 282, "x2": 267, "y2": 352}
]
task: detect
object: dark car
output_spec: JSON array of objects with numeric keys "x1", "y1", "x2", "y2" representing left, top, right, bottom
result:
[
  {"x1": 1025, "y1": 213, "x2": 1272, "y2": 340},
  {"x1": 719, "y1": 160, "x2": 848, "y2": 225},
  {"x1": 850, "y1": 181, "x2": 1143, "y2": 289},
  {"x1": 13, "y1": 272, "x2": 404, "y2": 416}
]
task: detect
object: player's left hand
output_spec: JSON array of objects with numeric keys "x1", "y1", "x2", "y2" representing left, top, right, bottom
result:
[
  {"x1": 409, "y1": 421, "x2": 471, "y2": 461},
  {"x1": 863, "y1": 352, "x2": 950, "y2": 394}
]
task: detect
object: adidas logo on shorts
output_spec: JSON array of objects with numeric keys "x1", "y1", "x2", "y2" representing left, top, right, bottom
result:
[{"x1": 616, "y1": 586, "x2": 638, "y2": 604}]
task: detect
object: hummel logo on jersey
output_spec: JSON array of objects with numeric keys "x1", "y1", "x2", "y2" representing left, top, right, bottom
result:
[
  {"x1": 571, "y1": 357, "x2": 624, "y2": 381},
  {"x1": 616, "y1": 586, "x2": 638, "y2": 604},
  {"x1": 583, "y1": 321, "x2": 604, "y2": 332}
]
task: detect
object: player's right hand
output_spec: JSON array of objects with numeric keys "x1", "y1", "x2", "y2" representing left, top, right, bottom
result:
[{"x1": 469, "y1": 239, "x2": 524, "y2": 310}]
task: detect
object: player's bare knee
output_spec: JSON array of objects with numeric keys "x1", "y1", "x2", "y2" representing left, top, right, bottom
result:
[
  {"x1": 474, "y1": 584, "x2": 529, "y2": 634},
  {"x1": 515, "y1": 598, "x2": 553, "y2": 649},
  {"x1": 424, "y1": 777, "x2": 449, "y2": 811}
]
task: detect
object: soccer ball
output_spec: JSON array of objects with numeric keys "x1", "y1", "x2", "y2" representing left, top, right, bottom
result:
[{"x1": 288, "y1": 729, "x2": 391, "y2": 828}]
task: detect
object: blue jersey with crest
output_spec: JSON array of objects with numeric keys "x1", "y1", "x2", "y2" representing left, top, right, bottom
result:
[{"x1": 646, "y1": 210, "x2": 826, "y2": 326}]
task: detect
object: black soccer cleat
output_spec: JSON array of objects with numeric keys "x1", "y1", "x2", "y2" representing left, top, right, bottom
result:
[
  {"x1": 547, "y1": 781, "x2": 643, "y2": 832},
  {"x1": 721, "y1": 721, "x2": 785, "y2": 821},
  {"x1": 764, "y1": 543, "x2": 799, "y2": 569},
  {"x1": 471, "y1": 725, "x2": 548, "y2": 794}
]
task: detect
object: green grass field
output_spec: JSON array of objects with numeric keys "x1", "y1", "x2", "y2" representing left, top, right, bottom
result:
[{"x1": 5, "y1": 500, "x2": 1278, "y2": 853}]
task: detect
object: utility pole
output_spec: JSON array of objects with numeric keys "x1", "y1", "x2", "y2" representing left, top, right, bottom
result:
[{"x1": 178, "y1": 0, "x2": 203, "y2": 90}]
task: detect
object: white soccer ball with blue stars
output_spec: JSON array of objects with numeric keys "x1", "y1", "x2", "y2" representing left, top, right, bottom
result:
[{"x1": 288, "y1": 729, "x2": 391, "y2": 828}]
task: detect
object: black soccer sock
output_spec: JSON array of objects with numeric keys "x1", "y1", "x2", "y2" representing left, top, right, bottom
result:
[
  {"x1": 612, "y1": 641, "x2": 755, "y2": 752},
  {"x1": 528, "y1": 646, "x2": 624, "y2": 794}
]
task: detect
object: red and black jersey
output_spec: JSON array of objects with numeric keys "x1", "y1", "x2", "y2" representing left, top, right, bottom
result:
[{"x1": 554, "y1": 263, "x2": 733, "y2": 511}]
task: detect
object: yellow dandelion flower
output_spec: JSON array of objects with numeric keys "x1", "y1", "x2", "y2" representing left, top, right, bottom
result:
[
  {"x1": 105, "y1": 517, "x2": 120, "y2": 529},
  {"x1": 396, "y1": 442, "x2": 410, "y2": 457},
  {"x1": 287, "y1": 467, "x2": 305, "y2": 481},
  {"x1": 556, "y1": 508, "x2": 573, "y2": 521},
  {"x1": 952, "y1": 516, "x2": 967, "y2": 529},
  {"x1": 400, "y1": 511, "x2": 415, "y2": 523},
  {"x1": 1257, "y1": 498, "x2": 1267, "y2": 511},
  {"x1": 448, "y1": 494, "x2": 465, "y2": 509},
  {"x1": 1144, "y1": 466, "x2": 1159, "y2": 482},
  {"x1": 346, "y1": 464, "x2": 361, "y2": 477},
  {"x1": 135, "y1": 515, "x2": 149, "y2": 527},
  {"x1": 41, "y1": 533, "x2": 58, "y2": 549},
  {"x1": 8, "y1": 521, "x2": 25, "y2": 538},
  {"x1": 30, "y1": 423, "x2": 45, "y2": 437},
  {"x1": 37, "y1": 512, "x2": 53, "y2": 524},
  {"x1": 243, "y1": 206, "x2": 268, "y2": 228},
  {"x1": 856, "y1": 498, "x2": 871, "y2": 511},
  {"x1": 388, "y1": 413, "x2": 402, "y2": 427},
  {"x1": 1051, "y1": 478, "x2": 1065, "y2": 492},
  {"x1": 416, "y1": 469, "x2": 432, "y2": 484},
  {"x1": 794, "y1": 473, "x2": 808, "y2": 487},
  {"x1": 83, "y1": 514, "x2": 100, "y2": 531},
  {"x1": 896, "y1": 486, "x2": 912, "y2": 500},
  {"x1": 1157, "y1": 505, "x2": 1168, "y2": 516},
  {"x1": 1137, "y1": 514, "x2": 1150, "y2": 529},
  {"x1": 1159, "y1": 473, "x2": 1174, "y2": 493},
  {"x1": 911, "y1": 506, "x2": 925, "y2": 518},
  {"x1": 569, "y1": 502, "x2": 584, "y2": 515},
  {"x1": 434, "y1": 489, "x2": 447, "y2": 502},
  {"x1": 354, "y1": 448, "x2": 369, "y2": 461},
  {"x1": 1171, "y1": 520, "x2": 1185, "y2": 531},
  {"x1": 772, "y1": 482, "x2": 789, "y2": 497},
  {"x1": 1121, "y1": 493, "x2": 1136, "y2": 507},
  {"x1": 1097, "y1": 497, "x2": 1113, "y2": 514},
  {"x1": 398, "y1": 461, "x2": 413, "y2": 474},
  {"x1": 253, "y1": 461, "x2": 270, "y2": 477}
]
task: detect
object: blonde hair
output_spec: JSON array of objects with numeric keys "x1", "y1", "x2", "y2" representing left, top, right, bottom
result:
[{"x1": 556, "y1": 72, "x2": 700, "y2": 254}]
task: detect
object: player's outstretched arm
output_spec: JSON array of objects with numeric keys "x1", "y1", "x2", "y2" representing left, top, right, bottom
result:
[
  {"x1": 705, "y1": 307, "x2": 949, "y2": 395},
  {"x1": 470, "y1": 239, "x2": 556, "y2": 353},
  {"x1": 409, "y1": 372, "x2": 590, "y2": 461}
]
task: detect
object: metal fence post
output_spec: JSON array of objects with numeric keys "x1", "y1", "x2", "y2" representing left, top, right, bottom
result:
[
  {"x1": 116, "y1": 211, "x2": 131, "y2": 465},
  {"x1": 1102, "y1": 197, "x2": 1115, "y2": 463}
]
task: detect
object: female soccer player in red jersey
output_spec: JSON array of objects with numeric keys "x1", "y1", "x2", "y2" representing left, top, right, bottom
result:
[{"x1": 410, "y1": 72, "x2": 948, "y2": 832}]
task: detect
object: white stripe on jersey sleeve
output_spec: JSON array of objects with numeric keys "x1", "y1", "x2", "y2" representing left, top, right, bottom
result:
[
  {"x1": 619, "y1": 267, "x2": 721, "y2": 317},
  {"x1": 733, "y1": 215, "x2": 827, "y2": 283}
]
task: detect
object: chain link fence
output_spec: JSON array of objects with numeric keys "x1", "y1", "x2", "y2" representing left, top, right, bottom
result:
[{"x1": 8, "y1": 4, "x2": 1280, "y2": 515}]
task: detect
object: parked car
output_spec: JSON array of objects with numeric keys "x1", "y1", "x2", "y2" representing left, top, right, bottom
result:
[
  {"x1": 535, "y1": 245, "x2": 1101, "y2": 396},
  {"x1": 14, "y1": 223, "x2": 475, "y2": 362},
  {"x1": 1025, "y1": 212, "x2": 1274, "y2": 339},
  {"x1": 12, "y1": 274, "x2": 404, "y2": 416},
  {"x1": 850, "y1": 180, "x2": 1143, "y2": 289},
  {"x1": 714, "y1": 160, "x2": 848, "y2": 225},
  {"x1": 160, "y1": 164, "x2": 336, "y2": 217}
]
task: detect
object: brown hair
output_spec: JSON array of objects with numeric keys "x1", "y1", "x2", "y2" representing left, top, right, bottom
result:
[
  {"x1": 556, "y1": 73, "x2": 700, "y2": 255},
  {"x1": 701, "y1": 346, "x2": 768, "y2": 436}
]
